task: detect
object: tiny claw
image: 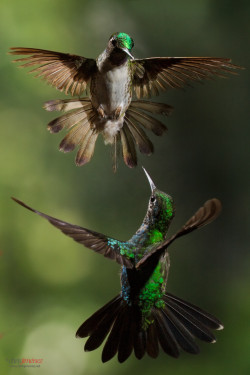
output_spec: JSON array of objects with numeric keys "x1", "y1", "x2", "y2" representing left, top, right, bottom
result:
[
  {"x1": 97, "y1": 105, "x2": 105, "y2": 119},
  {"x1": 113, "y1": 106, "x2": 122, "y2": 120}
]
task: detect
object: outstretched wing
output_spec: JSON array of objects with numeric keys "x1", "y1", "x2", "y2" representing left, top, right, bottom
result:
[
  {"x1": 136, "y1": 198, "x2": 222, "y2": 269},
  {"x1": 132, "y1": 57, "x2": 241, "y2": 98},
  {"x1": 9, "y1": 47, "x2": 97, "y2": 96},
  {"x1": 168, "y1": 198, "x2": 222, "y2": 241},
  {"x1": 12, "y1": 198, "x2": 133, "y2": 269}
]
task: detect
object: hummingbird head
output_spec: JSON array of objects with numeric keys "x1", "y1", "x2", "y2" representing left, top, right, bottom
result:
[
  {"x1": 143, "y1": 167, "x2": 175, "y2": 239},
  {"x1": 109, "y1": 32, "x2": 134, "y2": 59}
]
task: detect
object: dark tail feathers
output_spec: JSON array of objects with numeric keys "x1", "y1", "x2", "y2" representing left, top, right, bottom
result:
[{"x1": 76, "y1": 293, "x2": 223, "y2": 363}]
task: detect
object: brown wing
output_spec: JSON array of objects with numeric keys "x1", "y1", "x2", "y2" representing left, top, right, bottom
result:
[
  {"x1": 171, "y1": 198, "x2": 222, "y2": 238},
  {"x1": 12, "y1": 197, "x2": 133, "y2": 269},
  {"x1": 136, "y1": 198, "x2": 222, "y2": 269},
  {"x1": 9, "y1": 47, "x2": 97, "y2": 96},
  {"x1": 132, "y1": 57, "x2": 241, "y2": 98}
]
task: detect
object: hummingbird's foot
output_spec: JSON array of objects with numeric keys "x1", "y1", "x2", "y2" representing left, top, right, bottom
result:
[
  {"x1": 113, "y1": 106, "x2": 122, "y2": 120},
  {"x1": 97, "y1": 105, "x2": 106, "y2": 119}
]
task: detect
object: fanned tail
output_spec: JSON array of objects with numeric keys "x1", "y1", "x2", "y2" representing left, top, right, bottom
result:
[
  {"x1": 43, "y1": 98, "x2": 173, "y2": 169},
  {"x1": 44, "y1": 98, "x2": 99, "y2": 166},
  {"x1": 76, "y1": 292, "x2": 223, "y2": 363},
  {"x1": 153, "y1": 292, "x2": 223, "y2": 357},
  {"x1": 126, "y1": 100, "x2": 173, "y2": 136},
  {"x1": 116, "y1": 99, "x2": 173, "y2": 169}
]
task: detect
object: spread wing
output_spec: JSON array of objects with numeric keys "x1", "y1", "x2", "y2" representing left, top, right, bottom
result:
[
  {"x1": 12, "y1": 198, "x2": 133, "y2": 269},
  {"x1": 136, "y1": 198, "x2": 222, "y2": 270},
  {"x1": 132, "y1": 57, "x2": 241, "y2": 98},
  {"x1": 9, "y1": 47, "x2": 97, "y2": 96}
]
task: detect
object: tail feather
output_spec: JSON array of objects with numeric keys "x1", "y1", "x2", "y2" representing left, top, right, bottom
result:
[
  {"x1": 76, "y1": 293, "x2": 223, "y2": 362},
  {"x1": 59, "y1": 119, "x2": 91, "y2": 153},
  {"x1": 117, "y1": 309, "x2": 135, "y2": 363},
  {"x1": 45, "y1": 98, "x2": 92, "y2": 134},
  {"x1": 146, "y1": 322, "x2": 159, "y2": 358},
  {"x1": 102, "y1": 307, "x2": 127, "y2": 362},
  {"x1": 44, "y1": 98, "x2": 91, "y2": 112},
  {"x1": 76, "y1": 128, "x2": 99, "y2": 166},
  {"x1": 162, "y1": 308, "x2": 200, "y2": 354},
  {"x1": 165, "y1": 293, "x2": 224, "y2": 331},
  {"x1": 47, "y1": 108, "x2": 92, "y2": 133},
  {"x1": 126, "y1": 108, "x2": 167, "y2": 136},
  {"x1": 76, "y1": 295, "x2": 122, "y2": 338},
  {"x1": 110, "y1": 134, "x2": 121, "y2": 173},
  {"x1": 130, "y1": 100, "x2": 173, "y2": 116},
  {"x1": 120, "y1": 124, "x2": 137, "y2": 168},
  {"x1": 154, "y1": 308, "x2": 180, "y2": 357},
  {"x1": 45, "y1": 97, "x2": 98, "y2": 166},
  {"x1": 125, "y1": 118, "x2": 154, "y2": 155},
  {"x1": 84, "y1": 300, "x2": 121, "y2": 352},
  {"x1": 134, "y1": 329, "x2": 146, "y2": 360},
  {"x1": 164, "y1": 294, "x2": 216, "y2": 342},
  {"x1": 84, "y1": 316, "x2": 115, "y2": 352},
  {"x1": 134, "y1": 330, "x2": 147, "y2": 359}
]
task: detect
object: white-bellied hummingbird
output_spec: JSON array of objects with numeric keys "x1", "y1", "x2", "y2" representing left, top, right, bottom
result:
[
  {"x1": 12, "y1": 168, "x2": 223, "y2": 362},
  {"x1": 9, "y1": 32, "x2": 241, "y2": 171}
]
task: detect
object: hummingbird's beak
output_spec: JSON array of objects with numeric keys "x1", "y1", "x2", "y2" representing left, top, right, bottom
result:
[
  {"x1": 142, "y1": 167, "x2": 156, "y2": 192},
  {"x1": 122, "y1": 48, "x2": 134, "y2": 60}
]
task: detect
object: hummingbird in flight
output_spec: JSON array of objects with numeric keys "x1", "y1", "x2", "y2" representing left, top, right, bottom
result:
[
  {"x1": 12, "y1": 168, "x2": 223, "y2": 362},
  {"x1": 10, "y1": 32, "x2": 241, "y2": 171}
]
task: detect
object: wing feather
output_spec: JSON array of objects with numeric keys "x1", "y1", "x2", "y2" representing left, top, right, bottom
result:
[
  {"x1": 9, "y1": 47, "x2": 97, "y2": 96},
  {"x1": 12, "y1": 197, "x2": 133, "y2": 268},
  {"x1": 132, "y1": 57, "x2": 242, "y2": 98}
]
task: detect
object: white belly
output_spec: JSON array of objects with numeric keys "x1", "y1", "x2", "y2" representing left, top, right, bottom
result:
[{"x1": 91, "y1": 63, "x2": 132, "y2": 115}]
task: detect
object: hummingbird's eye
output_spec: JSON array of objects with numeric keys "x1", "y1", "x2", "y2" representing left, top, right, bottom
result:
[
  {"x1": 150, "y1": 196, "x2": 156, "y2": 203},
  {"x1": 111, "y1": 39, "x2": 117, "y2": 46}
]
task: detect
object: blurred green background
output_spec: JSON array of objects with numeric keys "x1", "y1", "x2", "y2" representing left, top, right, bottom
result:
[{"x1": 0, "y1": 0, "x2": 249, "y2": 374}]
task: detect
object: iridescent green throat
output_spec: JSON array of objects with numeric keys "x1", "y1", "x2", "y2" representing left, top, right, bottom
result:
[{"x1": 147, "y1": 193, "x2": 174, "y2": 246}]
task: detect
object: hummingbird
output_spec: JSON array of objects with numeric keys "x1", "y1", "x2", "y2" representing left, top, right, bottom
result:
[
  {"x1": 10, "y1": 32, "x2": 241, "y2": 171},
  {"x1": 12, "y1": 168, "x2": 223, "y2": 362}
]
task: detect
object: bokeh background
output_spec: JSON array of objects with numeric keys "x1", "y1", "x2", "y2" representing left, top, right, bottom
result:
[{"x1": 0, "y1": 0, "x2": 249, "y2": 374}]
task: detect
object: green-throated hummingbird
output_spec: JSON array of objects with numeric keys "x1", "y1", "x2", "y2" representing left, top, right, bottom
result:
[
  {"x1": 9, "y1": 32, "x2": 241, "y2": 171},
  {"x1": 12, "y1": 168, "x2": 223, "y2": 362}
]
